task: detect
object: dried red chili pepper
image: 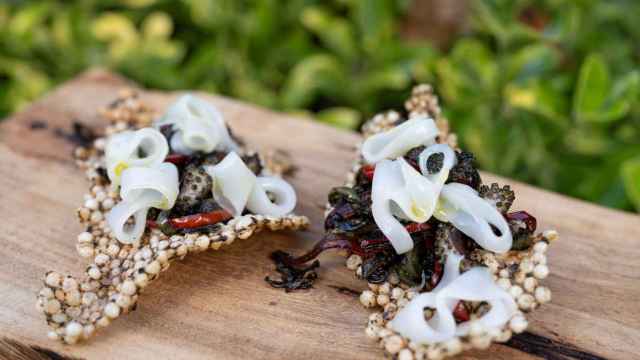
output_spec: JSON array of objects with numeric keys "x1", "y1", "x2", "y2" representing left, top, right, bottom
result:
[
  {"x1": 165, "y1": 153, "x2": 190, "y2": 166},
  {"x1": 168, "y1": 210, "x2": 233, "y2": 229},
  {"x1": 430, "y1": 260, "x2": 443, "y2": 288},
  {"x1": 453, "y1": 301, "x2": 470, "y2": 322},
  {"x1": 361, "y1": 164, "x2": 375, "y2": 181},
  {"x1": 405, "y1": 222, "x2": 431, "y2": 234}
]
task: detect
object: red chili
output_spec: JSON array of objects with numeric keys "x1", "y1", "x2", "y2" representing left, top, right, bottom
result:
[
  {"x1": 430, "y1": 261, "x2": 443, "y2": 288},
  {"x1": 350, "y1": 240, "x2": 365, "y2": 257},
  {"x1": 453, "y1": 301, "x2": 470, "y2": 322},
  {"x1": 168, "y1": 210, "x2": 233, "y2": 229},
  {"x1": 405, "y1": 222, "x2": 431, "y2": 233},
  {"x1": 165, "y1": 153, "x2": 190, "y2": 165},
  {"x1": 361, "y1": 164, "x2": 375, "y2": 181}
]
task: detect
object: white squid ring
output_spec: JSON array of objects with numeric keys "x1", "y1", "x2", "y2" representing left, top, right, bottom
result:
[
  {"x1": 106, "y1": 162, "x2": 179, "y2": 244},
  {"x1": 436, "y1": 183, "x2": 513, "y2": 253},
  {"x1": 156, "y1": 94, "x2": 238, "y2": 154},
  {"x1": 361, "y1": 116, "x2": 439, "y2": 164},
  {"x1": 391, "y1": 252, "x2": 517, "y2": 344},
  {"x1": 371, "y1": 144, "x2": 457, "y2": 254},
  {"x1": 204, "y1": 152, "x2": 297, "y2": 217},
  {"x1": 104, "y1": 128, "x2": 169, "y2": 186}
]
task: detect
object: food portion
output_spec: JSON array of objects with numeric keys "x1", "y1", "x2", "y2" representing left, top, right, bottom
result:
[
  {"x1": 36, "y1": 91, "x2": 308, "y2": 344},
  {"x1": 268, "y1": 85, "x2": 555, "y2": 358}
]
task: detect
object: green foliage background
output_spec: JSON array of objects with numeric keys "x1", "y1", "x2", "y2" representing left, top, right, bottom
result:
[{"x1": 1, "y1": 0, "x2": 639, "y2": 212}]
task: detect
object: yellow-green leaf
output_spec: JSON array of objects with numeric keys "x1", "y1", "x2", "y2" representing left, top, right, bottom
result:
[{"x1": 574, "y1": 54, "x2": 610, "y2": 122}]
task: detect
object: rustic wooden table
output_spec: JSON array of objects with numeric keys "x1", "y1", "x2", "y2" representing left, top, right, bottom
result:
[{"x1": 0, "y1": 70, "x2": 638, "y2": 360}]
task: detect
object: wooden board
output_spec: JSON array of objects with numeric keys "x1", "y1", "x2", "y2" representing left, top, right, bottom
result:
[{"x1": 0, "y1": 69, "x2": 638, "y2": 360}]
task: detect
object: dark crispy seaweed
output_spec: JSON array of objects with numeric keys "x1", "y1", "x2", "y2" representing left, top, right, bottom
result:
[{"x1": 265, "y1": 251, "x2": 320, "y2": 292}]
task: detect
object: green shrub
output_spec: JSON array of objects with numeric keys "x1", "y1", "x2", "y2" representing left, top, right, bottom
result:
[
  {"x1": 440, "y1": 0, "x2": 640, "y2": 212},
  {"x1": 0, "y1": 0, "x2": 638, "y2": 211}
]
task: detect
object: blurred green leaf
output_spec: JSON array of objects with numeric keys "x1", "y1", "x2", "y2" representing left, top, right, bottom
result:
[
  {"x1": 436, "y1": 39, "x2": 497, "y2": 106},
  {"x1": 507, "y1": 44, "x2": 558, "y2": 82},
  {"x1": 598, "y1": 70, "x2": 640, "y2": 122},
  {"x1": 621, "y1": 157, "x2": 640, "y2": 211},
  {"x1": 281, "y1": 54, "x2": 345, "y2": 109},
  {"x1": 574, "y1": 53, "x2": 610, "y2": 123},
  {"x1": 574, "y1": 54, "x2": 639, "y2": 124},
  {"x1": 316, "y1": 107, "x2": 361, "y2": 129},
  {"x1": 301, "y1": 6, "x2": 356, "y2": 61}
]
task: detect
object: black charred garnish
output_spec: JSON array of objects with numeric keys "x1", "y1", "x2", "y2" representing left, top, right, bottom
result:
[
  {"x1": 198, "y1": 198, "x2": 223, "y2": 213},
  {"x1": 159, "y1": 124, "x2": 175, "y2": 142},
  {"x1": 29, "y1": 119, "x2": 48, "y2": 130},
  {"x1": 241, "y1": 153, "x2": 263, "y2": 175},
  {"x1": 426, "y1": 152, "x2": 445, "y2": 174},
  {"x1": 95, "y1": 166, "x2": 108, "y2": 179},
  {"x1": 56, "y1": 121, "x2": 97, "y2": 147},
  {"x1": 265, "y1": 251, "x2": 320, "y2": 292},
  {"x1": 447, "y1": 151, "x2": 481, "y2": 190},
  {"x1": 479, "y1": 183, "x2": 516, "y2": 214},
  {"x1": 404, "y1": 145, "x2": 426, "y2": 170}
]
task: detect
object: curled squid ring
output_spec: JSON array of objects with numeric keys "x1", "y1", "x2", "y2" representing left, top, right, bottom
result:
[
  {"x1": 106, "y1": 162, "x2": 179, "y2": 244},
  {"x1": 104, "y1": 128, "x2": 169, "y2": 186},
  {"x1": 371, "y1": 143, "x2": 457, "y2": 254},
  {"x1": 361, "y1": 116, "x2": 439, "y2": 164},
  {"x1": 156, "y1": 94, "x2": 238, "y2": 154},
  {"x1": 435, "y1": 183, "x2": 513, "y2": 253},
  {"x1": 204, "y1": 152, "x2": 297, "y2": 218},
  {"x1": 391, "y1": 252, "x2": 517, "y2": 344}
]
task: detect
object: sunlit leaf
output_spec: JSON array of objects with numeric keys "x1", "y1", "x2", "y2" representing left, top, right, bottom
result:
[
  {"x1": 92, "y1": 12, "x2": 138, "y2": 44},
  {"x1": 8, "y1": 2, "x2": 50, "y2": 36},
  {"x1": 142, "y1": 12, "x2": 173, "y2": 39},
  {"x1": 119, "y1": 0, "x2": 157, "y2": 8}
]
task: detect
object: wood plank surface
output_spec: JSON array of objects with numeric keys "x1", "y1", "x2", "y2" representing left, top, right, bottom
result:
[{"x1": 0, "y1": 69, "x2": 638, "y2": 360}]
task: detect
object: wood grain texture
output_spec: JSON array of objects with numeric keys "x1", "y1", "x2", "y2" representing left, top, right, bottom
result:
[{"x1": 0, "y1": 69, "x2": 638, "y2": 360}]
